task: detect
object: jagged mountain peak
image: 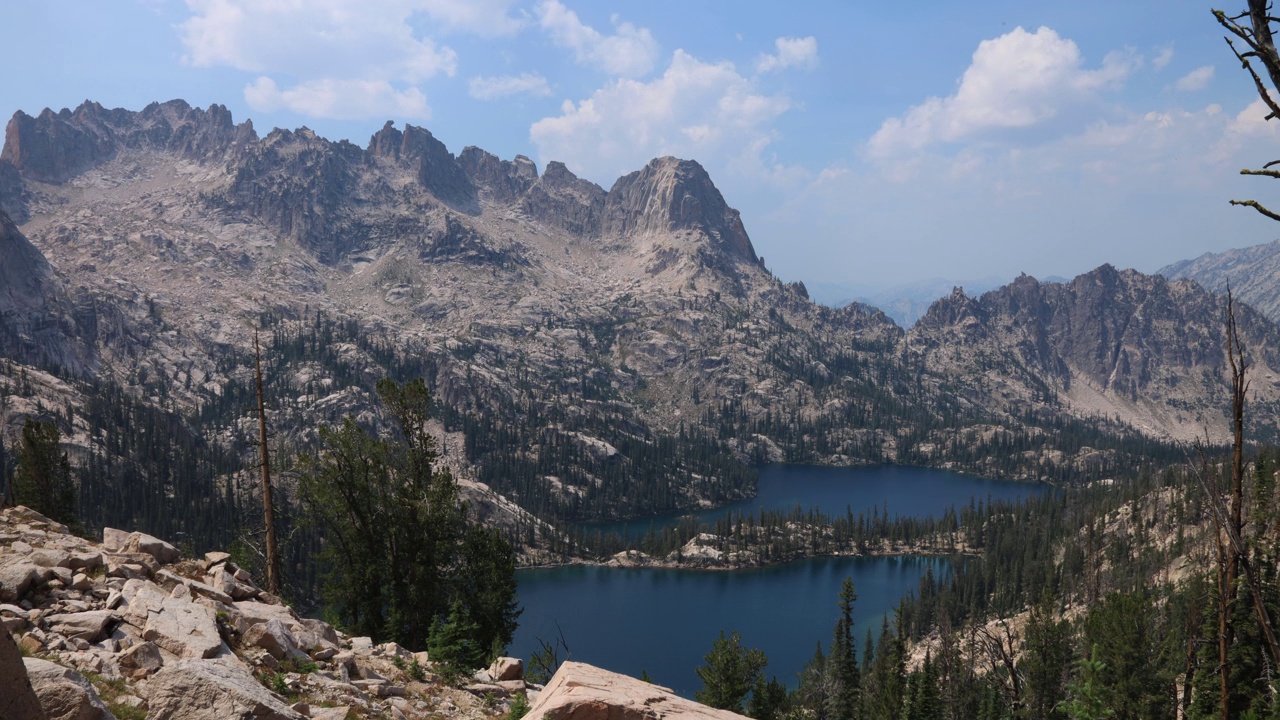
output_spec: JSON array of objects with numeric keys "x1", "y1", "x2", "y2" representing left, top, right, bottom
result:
[{"x1": 602, "y1": 155, "x2": 758, "y2": 264}]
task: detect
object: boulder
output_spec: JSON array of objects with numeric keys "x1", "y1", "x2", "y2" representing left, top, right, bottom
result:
[
  {"x1": 46, "y1": 610, "x2": 118, "y2": 642},
  {"x1": 103, "y1": 529, "x2": 179, "y2": 565},
  {"x1": 527, "y1": 661, "x2": 752, "y2": 720},
  {"x1": 300, "y1": 617, "x2": 340, "y2": 646},
  {"x1": 142, "y1": 592, "x2": 223, "y2": 659},
  {"x1": 243, "y1": 618, "x2": 307, "y2": 662},
  {"x1": 117, "y1": 641, "x2": 164, "y2": 677},
  {"x1": 141, "y1": 659, "x2": 307, "y2": 720},
  {"x1": 231, "y1": 600, "x2": 302, "y2": 631},
  {"x1": 6, "y1": 506, "x2": 70, "y2": 533},
  {"x1": 23, "y1": 657, "x2": 116, "y2": 720},
  {"x1": 203, "y1": 551, "x2": 231, "y2": 566},
  {"x1": 0, "y1": 562, "x2": 42, "y2": 602},
  {"x1": 311, "y1": 708, "x2": 352, "y2": 720},
  {"x1": 31, "y1": 549, "x2": 71, "y2": 568},
  {"x1": 101, "y1": 528, "x2": 131, "y2": 552},
  {"x1": 0, "y1": 630, "x2": 45, "y2": 720},
  {"x1": 489, "y1": 656, "x2": 524, "y2": 681}
]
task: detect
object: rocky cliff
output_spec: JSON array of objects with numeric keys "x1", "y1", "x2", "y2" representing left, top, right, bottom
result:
[{"x1": 905, "y1": 266, "x2": 1280, "y2": 442}]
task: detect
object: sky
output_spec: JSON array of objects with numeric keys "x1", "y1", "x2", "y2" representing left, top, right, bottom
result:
[{"x1": 3, "y1": 1, "x2": 1279, "y2": 293}]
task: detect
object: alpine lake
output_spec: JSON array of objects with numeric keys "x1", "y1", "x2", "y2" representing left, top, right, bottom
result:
[{"x1": 510, "y1": 464, "x2": 1049, "y2": 698}]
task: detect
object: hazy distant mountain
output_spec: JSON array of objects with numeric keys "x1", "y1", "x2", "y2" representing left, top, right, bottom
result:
[
  {"x1": 1158, "y1": 239, "x2": 1280, "y2": 325},
  {"x1": 808, "y1": 275, "x2": 1070, "y2": 328}
]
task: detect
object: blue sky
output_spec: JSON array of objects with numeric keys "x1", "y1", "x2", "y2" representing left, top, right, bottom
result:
[{"x1": 3, "y1": 1, "x2": 1278, "y2": 292}]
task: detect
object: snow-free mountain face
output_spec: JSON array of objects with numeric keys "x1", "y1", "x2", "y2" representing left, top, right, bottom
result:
[
  {"x1": 1159, "y1": 239, "x2": 1280, "y2": 326},
  {"x1": 0, "y1": 100, "x2": 1274, "y2": 527}
]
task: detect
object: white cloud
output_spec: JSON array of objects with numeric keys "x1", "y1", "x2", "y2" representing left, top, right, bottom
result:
[
  {"x1": 756, "y1": 36, "x2": 819, "y2": 73},
  {"x1": 181, "y1": 0, "x2": 459, "y2": 82},
  {"x1": 529, "y1": 49, "x2": 791, "y2": 184},
  {"x1": 180, "y1": 0, "x2": 510, "y2": 120},
  {"x1": 1153, "y1": 45, "x2": 1174, "y2": 70},
  {"x1": 867, "y1": 26, "x2": 1134, "y2": 158},
  {"x1": 535, "y1": 0, "x2": 659, "y2": 77},
  {"x1": 418, "y1": 0, "x2": 524, "y2": 37},
  {"x1": 1174, "y1": 65, "x2": 1214, "y2": 92},
  {"x1": 469, "y1": 72, "x2": 553, "y2": 100},
  {"x1": 245, "y1": 76, "x2": 430, "y2": 119}
]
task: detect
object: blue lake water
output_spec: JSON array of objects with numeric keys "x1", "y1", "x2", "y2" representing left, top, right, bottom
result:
[
  {"x1": 587, "y1": 463, "x2": 1044, "y2": 540},
  {"x1": 511, "y1": 464, "x2": 1048, "y2": 698}
]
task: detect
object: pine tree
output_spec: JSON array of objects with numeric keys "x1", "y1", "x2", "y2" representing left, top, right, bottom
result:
[
  {"x1": 829, "y1": 577, "x2": 860, "y2": 720},
  {"x1": 12, "y1": 418, "x2": 76, "y2": 526},
  {"x1": 695, "y1": 630, "x2": 769, "y2": 714}
]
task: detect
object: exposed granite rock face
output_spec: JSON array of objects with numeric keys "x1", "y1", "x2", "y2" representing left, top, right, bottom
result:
[
  {"x1": 602, "y1": 157, "x2": 757, "y2": 265},
  {"x1": 528, "y1": 661, "x2": 750, "y2": 720},
  {"x1": 906, "y1": 266, "x2": 1280, "y2": 442},
  {"x1": 2, "y1": 108, "x2": 116, "y2": 184},
  {"x1": 0, "y1": 210, "x2": 94, "y2": 374},
  {"x1": 368, "y1": 121, "x2": 477, "y2": 211},
  {"x1": 0, "y1": 157, "x2": 27, "y2": 222},
  {"x1": 520, "y1": 161, "x2": 607, "y2": 237},
  {"x1": 1159, "y1": 238, "x2": 1280, "y2": 325},
  {"x1": 458, "y1": 146, "x2": 537, "y2": 204},
  {"x1": 0, "y1": 100, "x2": 254, "y2": 184},
  {"x1": 215, "y1": 126, "x2": 370, "y2": 264}
]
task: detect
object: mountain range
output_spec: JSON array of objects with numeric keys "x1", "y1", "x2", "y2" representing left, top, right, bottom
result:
[{"x1": 0, "y1": 99, "x2": 1276, "y2": 536}]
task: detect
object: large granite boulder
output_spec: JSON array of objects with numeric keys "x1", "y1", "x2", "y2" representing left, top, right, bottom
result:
[
  {"x1": 527, "y1": 661, "x2": 751, "y2": 720},
  {"x1": 0, "y1": 630, "x2": 45, "y2": 720},
  {"x1": 141, "y1": 659, "x2": 306, "y2": 720},
  {"x1": 23, "y1": 658, "x2": 116, "y2": 720}
]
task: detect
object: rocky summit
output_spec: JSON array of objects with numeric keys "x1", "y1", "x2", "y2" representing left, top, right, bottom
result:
[{"x1": 0, "y1": 99, "x2": 1275, "y2": 532}]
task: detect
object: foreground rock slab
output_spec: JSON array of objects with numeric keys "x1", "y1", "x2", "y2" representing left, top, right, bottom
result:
[
  {"x1": 24, "y1": 657, "x2": 116, "y2": 720},
  {"x1": 1, "y1": 630, "x2": 46, "y2": 720},
  {"x1": 528, "y1": 661, "x2": 751, "y2": 720},
  {"x1": 141, "y1": 659, "x2": 306, "y2": 720}
]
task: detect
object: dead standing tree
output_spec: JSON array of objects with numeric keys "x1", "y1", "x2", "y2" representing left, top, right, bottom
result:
[
  {"x1": 255, "y1": 331, "x2": 281, "y2": 596},
  {"x1": 1216, "y1": 1, "x2": 1280, "y2": 219},
  {"x1": 1189, "y1": 290, "x2": 1280, "y2": 719}
]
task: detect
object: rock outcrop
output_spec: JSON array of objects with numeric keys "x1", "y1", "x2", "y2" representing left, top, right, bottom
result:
[
  {"x1": 0, "y1": 210, "x2": 95, "y2": 374},
  {"x1": 602, "y1": 157, "x2": 757, "y2": 265},
  {"x1": 0, "y1": 505, "x2": 530, "y2": 720},
  {"x1": 905, "y1": 266, "x2": 1280, "y2": 442},
  {"x1": 528, "y1": 661, "x2": 750, "y2": 720}
]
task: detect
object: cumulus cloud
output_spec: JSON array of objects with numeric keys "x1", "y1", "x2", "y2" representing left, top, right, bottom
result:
[
  {"x1": 1174, "y1": 65, "x2": 1214, "y2": 92},
  {"x1": 1152, "y1": 45, "x2": 1174, "y2": 70},
  {"x1": 245, "y1": 77, "x2": 431, "y2": 119},
  {"x1": 530, "y1": 50, "x2": 791, "y2": 184},
  {"x1": 756, "y1": 36, "x2": 819, "y2": 73},
  {"x1": 867, "y1": 26, "x2": 1134, "y2": 158},
  {"x1": 180, "y1": 0, "x2": 529, "y2": 119},
  {"x1": 469, "y1": 73, "x2": 554, "y2": 100},
  {"x1": 417, "y1": 0, "x2": 525, "y2": 37},
  {"x1": 535, "y1": 0, "x2": 659, "y2": 77}
]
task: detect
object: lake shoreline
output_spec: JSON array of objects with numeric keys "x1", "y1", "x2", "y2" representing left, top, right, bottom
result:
[{"x1": 519, "y1": 536, "x2": 981, "y2": 573}]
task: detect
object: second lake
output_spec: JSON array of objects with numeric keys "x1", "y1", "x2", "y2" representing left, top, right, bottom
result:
[{"x1": 511, "y1": 465, "x2": 1049, "y2": 698}]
